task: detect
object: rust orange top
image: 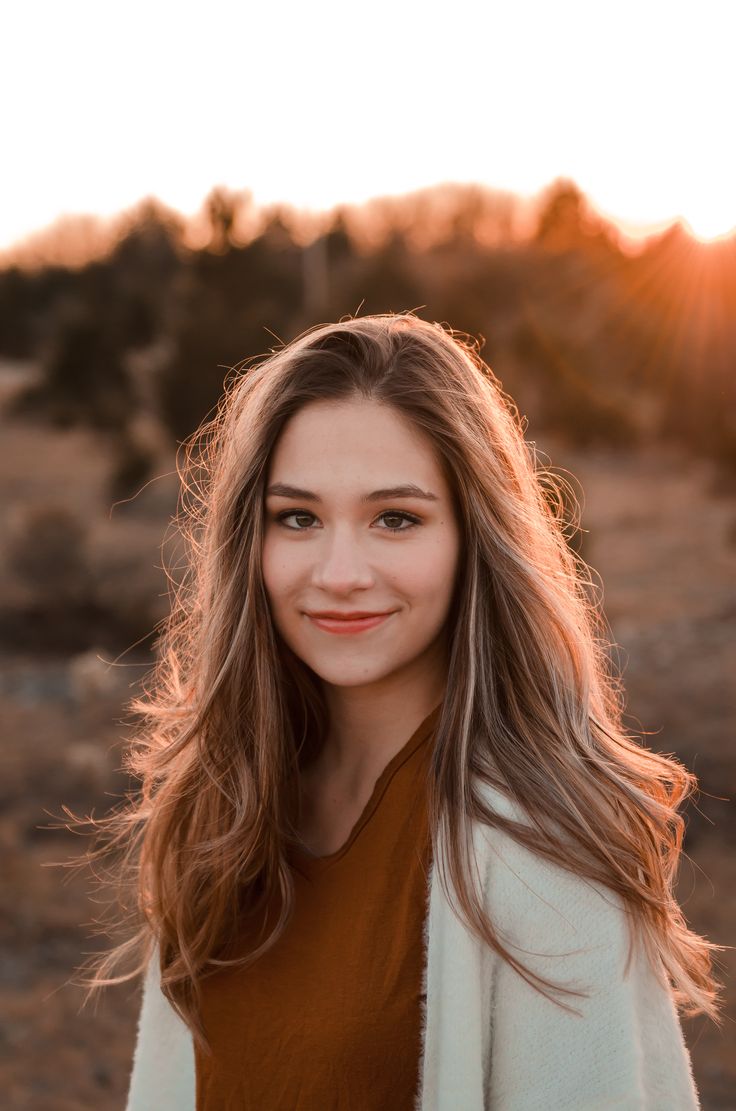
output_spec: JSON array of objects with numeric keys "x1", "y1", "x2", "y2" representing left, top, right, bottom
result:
[{"x1": 195, "y1": 702, "x2": 442, "y2": 1110}]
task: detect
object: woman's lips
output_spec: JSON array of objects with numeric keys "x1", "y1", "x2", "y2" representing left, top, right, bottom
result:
[{"x1": 307, "y1": 612, "x2": 396, "y2": 635}]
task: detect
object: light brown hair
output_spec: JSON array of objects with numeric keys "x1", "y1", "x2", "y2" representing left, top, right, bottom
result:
[{"x1": 82, "y1": 311, "x2": 725, "y2": 1041}]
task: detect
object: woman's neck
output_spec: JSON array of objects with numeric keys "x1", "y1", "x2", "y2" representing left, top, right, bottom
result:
[{"x1": 314, "y1": 652, "x2": 447, "y2": 799}]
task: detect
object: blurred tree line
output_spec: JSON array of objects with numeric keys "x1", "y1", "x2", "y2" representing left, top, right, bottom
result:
[
  {"x1": 1, "y1": 177, "x2": 735, "y2": 501},
  {"x1": 2, "y1": 178, "x2": 736, "y2": 657}
]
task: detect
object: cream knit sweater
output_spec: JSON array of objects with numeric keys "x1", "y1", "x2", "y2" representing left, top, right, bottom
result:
[{"x1": 126, "y1": 783, "x2": 701, "y2": 1110}]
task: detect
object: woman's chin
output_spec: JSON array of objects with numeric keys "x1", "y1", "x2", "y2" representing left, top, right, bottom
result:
[{"x1": 305, "y1": 658, "x2": 399, "y2": 689}]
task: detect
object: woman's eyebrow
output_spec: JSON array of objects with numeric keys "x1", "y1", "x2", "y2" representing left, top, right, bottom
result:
[{"x1": 265, "y1": 482, "x2": 439, "y2": 504}]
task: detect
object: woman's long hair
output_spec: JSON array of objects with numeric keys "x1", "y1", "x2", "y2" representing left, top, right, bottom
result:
[{"x1": 82, "y1": 311, "x2": 725, "y2": 1041}]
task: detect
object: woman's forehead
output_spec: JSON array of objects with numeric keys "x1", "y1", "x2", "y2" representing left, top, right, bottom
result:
[{"x1": 268, "y1": 398, "x2": 445, "y2": 482}]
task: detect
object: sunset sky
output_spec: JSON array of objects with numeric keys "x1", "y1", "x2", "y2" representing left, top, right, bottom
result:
[{"x1": 3, "y1": 0, "x2": 734, "y2": 252}]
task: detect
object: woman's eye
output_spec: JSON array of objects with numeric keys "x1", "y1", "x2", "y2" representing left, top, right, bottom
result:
[
  {"x1": 277, "y1": 510, "x2": 317, "y2": 530},
  {"x1": 275, "y1": 510, "x2": 420, "y2": 532},
  {"x1": 377, "y1": 511, "x2": 420, "y2": 532}
]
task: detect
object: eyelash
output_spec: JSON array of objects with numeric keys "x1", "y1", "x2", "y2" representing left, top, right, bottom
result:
[{"x1": 273, "y1": 509, "x2": 422, "y2": 534}]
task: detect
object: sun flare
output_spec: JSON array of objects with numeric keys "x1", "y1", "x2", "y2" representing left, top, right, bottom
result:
[{"x1": 681, "y1": 207, "x2": 736, "y2": 243}]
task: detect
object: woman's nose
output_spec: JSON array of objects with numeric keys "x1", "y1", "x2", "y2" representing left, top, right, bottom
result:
[{"x1": 310, "y1": 527, "x2": 374, "y2": 592}]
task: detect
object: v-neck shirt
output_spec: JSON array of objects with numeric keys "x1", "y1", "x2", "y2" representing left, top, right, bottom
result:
[{"x1": 195, "y1": 701, "x2": 442, "y2": 1110}]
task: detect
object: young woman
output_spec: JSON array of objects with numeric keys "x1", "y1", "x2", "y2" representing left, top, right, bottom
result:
[{"x1": 94, "y1": 312, "x2": 722, "y2": 1109}]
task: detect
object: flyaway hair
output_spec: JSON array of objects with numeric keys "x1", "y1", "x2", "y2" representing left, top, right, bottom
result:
[{"x1": 76, "y1": 311, "x2": 725, "y2": 1044}]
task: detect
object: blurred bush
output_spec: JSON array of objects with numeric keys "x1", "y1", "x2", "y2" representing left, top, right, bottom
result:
[
  {"x1": 2, "y1": 503, "x2": 162, "y2": 655},
  {"x1": 7, "y1": 504, "x2": 90, "y2": 606}
]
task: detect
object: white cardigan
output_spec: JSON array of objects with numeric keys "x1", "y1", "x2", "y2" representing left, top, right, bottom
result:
[{"x1": 126, "y1": 783, "x2": 701, "y2": 1110}]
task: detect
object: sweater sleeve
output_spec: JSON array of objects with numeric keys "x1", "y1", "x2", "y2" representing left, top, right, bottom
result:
[
  {"x1": 125, "y1": 949, "x2": 196, "y2": 1111},
  {"x1": 481, "y1": 827, "x2": 701, "y2": 1111}
]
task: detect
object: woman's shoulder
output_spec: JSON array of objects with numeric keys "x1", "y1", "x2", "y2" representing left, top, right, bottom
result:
[
  {"x1": 467, "y1": 785, "x2": 700, "y2": 1109},
  {"x1": 470, "y1": 780, "x2": 637, "y2": 967}
]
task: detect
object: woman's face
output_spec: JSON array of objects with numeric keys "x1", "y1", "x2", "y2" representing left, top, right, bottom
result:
[{"x1": 262, "y1": 396, "x2": 461, "y2": 692}]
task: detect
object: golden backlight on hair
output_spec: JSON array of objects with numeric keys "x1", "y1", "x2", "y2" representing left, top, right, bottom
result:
[{"x1": 79, "y1": 311, "x2": 724, "y2": 1045}]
